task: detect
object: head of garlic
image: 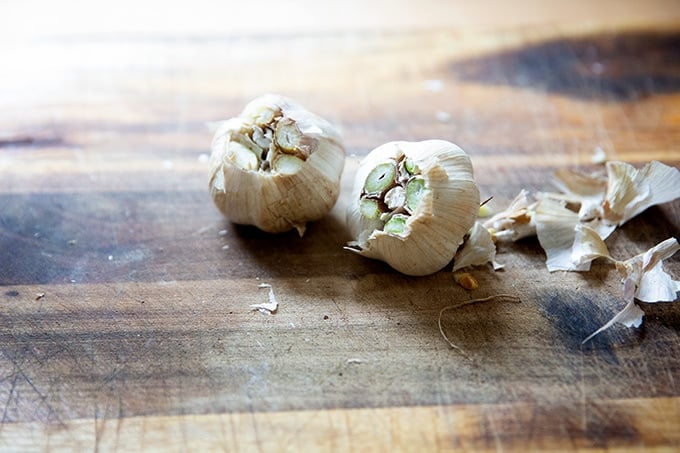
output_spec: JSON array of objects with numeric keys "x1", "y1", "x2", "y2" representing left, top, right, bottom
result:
[
  {"x1": 345, "y1": 140, "x2": 480, "y2": 276},
  {"x1": 209, "y1": 94, "x2": 346, "y2": 236}
]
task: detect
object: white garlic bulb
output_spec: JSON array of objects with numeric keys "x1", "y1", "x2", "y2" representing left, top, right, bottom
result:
[
  {"x1": 209, "y1": 94, "x2": 346, "y2": 235},
  {"x1": 345, "y1": 140, "x2": 480, "y2": 276}
]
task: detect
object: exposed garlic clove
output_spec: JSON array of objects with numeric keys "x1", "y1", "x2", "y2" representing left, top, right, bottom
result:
[
  {"x1": 364, "y1": 161, "x2": 397, "y2": 195},
  {"x1": 227, "y1": 141, "x2": 259, "y2": 171},
  {"x1": 209, "y1": 94, "x2": 345, "y2": 235},
  {"x1": 272, "y1": 154, "x2": 305, "y2": 175},
  {"x1": 384, "y1": 186, "x2": 406, "y2": 211},
  {"x1": 345, "y1": 140, "x2": 480, "y2": 276}
]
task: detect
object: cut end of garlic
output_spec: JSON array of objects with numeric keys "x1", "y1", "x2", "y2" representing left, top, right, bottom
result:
[
  {"x1": 223, "y1": 106, "x2": 313, "y2": 177},
  {"x1": 209, "y1": 94, "x2": 346, "y2": 234},
  {"x1": 356, "y1": 152, "x2": 432, "y2": 239},
  {"x1": 346, "y1": 140, "x2": 480, "y2": 276}
]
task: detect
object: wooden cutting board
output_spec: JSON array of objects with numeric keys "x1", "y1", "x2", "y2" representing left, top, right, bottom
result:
[{"x1": 1, "y1": 1, "x2": 679, "y2": 450}]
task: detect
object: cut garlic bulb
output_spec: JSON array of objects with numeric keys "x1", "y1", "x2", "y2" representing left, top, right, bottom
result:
[
  {"x1": 209, "y1": 94, "x2": 345, "y2": 235},
  {"x1": 345, "y1": 140, "x2": 480, "y2": 276}
]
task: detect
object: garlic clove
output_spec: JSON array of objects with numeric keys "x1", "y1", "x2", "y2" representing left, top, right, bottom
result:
[
  {"x1": 363, "y1": 161, "x2": 397, "y2": 195},
  {"x1": 405, "y1": 177, "x2": 426, "y2": 213},
  {"x1": 227, "y1": 141, "x2": 260, "y2": 171},
  {"x1": 272, "y1": 154, "x2": 305, "y2": 175},
  {"x1": 346, "y1": 140, "x2": 480, "y2": 276},
  {"x1": 209, "y1": 94, "x2": 345, "y2": 235},
  {"x1": 384, "y1": 186, "x2": 406, "y2": 211},
  {"x1": 359, "y1": 198, "x2": 382, "y2": 220},
  {"x1": 383, "y1": 213, "x2": 409, "y2": 235}
]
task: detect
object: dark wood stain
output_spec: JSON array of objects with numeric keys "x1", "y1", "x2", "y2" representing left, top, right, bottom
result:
[
  {"x1": 0, "y1": 191, "x2": 361, "y2": 286},
  {"x1": 0, "y1": 135, "x2": 65, "y2": 149},
  {"x1": 451, "y1": 32, "x2": 680, "y2": 101},
  {"x1": 542, "y1": 293, "x2": 634, "y2": 356}
]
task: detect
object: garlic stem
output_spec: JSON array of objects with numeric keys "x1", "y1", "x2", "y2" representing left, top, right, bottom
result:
[
  {"x1": 363, "y1": 161, "x2": 397, "y2": 194},
  {"x1": 404, "y1": 158, "x2": 417, "y2": 175},
  {"x1": 405, "y1": 177, "x2": 426, "y2": 213},
  {"x1": 384, "y1": 214, "x2": 409, "y2": 235},
  {"x1": 359, "y1": 198, "x2": 382, "y2": 220}
]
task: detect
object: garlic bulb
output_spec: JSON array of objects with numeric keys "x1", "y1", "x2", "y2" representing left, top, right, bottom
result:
[
  {"x1": 209, "y1": 94, "x2": 345, "y2": 235},
  {"x1": 345, "y1": 140, "x2": 480, "y2": 276}
]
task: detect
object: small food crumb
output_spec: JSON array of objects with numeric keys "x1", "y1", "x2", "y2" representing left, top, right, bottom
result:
[
  {"x1": 591, "y1": 146, "x2": 607, "y2": 164},
  {"x1": 435, "y1": 111, "x2": 451, "y2": 122},
  {"x1": 423, "y1": 79, "x2": 444, "y2": 92},
  {"x1": 454, "y1": 272, "x2": 479, "y2": 290},
  {"x1": 251, "y1": 283, "x2": 278, "y2": 314},
  {"x1": 35, "y1": 293, "x2": 45, "y2": 301}
]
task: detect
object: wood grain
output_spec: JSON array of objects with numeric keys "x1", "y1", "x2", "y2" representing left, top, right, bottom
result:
[
  {"x1": 1, "y1": 1, "x2": 680, "y2": 450},
  {"x1": 1, "y1": 397, "x2": 679, "y2": 452}
]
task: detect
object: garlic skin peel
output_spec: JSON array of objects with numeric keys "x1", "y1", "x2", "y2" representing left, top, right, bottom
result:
[
  {"x1": 453, "y1": 221, "x2": 504, "y2": 271},
  {"x1": 345, "y1": 140, "x2": 480, "y2": 276},
  {"x1": 209, "y1": 94, "x2": 345, "y2": 235}
]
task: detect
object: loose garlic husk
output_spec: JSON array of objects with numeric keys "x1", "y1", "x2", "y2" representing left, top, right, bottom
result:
[
  {"x1": 345, "y1": 140, "x2": 480, "y2": 276},
  {"x1": 208, "y1": 94, "x2": 346, "y2": 235}
]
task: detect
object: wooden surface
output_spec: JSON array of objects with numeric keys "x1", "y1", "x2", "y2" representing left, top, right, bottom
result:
[{"x1": 1, "y1": 1, "x2": 680, "y2": 451}]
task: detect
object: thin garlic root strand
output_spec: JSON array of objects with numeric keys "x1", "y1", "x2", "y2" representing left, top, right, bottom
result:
[{"x1": 438, "y1": 294, "x2": 522, "y2": 358}]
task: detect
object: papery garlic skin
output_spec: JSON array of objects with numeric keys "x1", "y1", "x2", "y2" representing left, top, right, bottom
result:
[
  {"x1": 482, "y1": 189, "x2": 537, "y2": 242},
  {"x1": 602, "y1": 160, "x2": 680, "y2": 226},
  {"x1": 578, "y1": 232, "x2": 680, "y2": 343},
  {"x1": 346, "y1": 140, "x2": 480, "y2": 276},
  {"x1": 453, "y1": 221, "x2": 504, "y2": 271},
  {"x1": 209, "y1": 94, "x2": 345, "y2": 235},
  {"x1": 534, "y1": 198, "x2": 591, "y2": 272}
]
